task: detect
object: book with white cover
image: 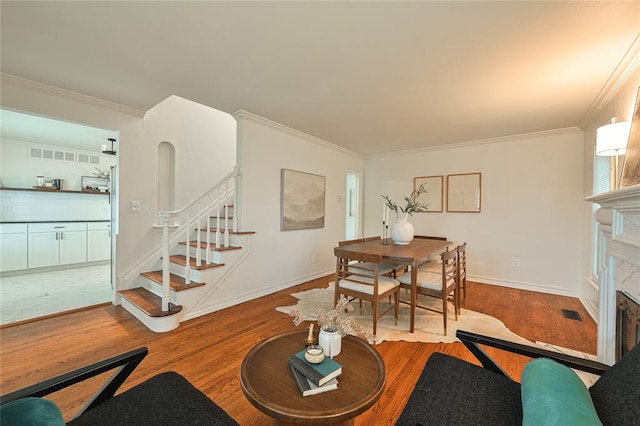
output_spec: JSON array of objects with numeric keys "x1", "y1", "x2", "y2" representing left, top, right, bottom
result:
[{"x1": 289, "y1": 365, "x2": 338, "y2": 397}]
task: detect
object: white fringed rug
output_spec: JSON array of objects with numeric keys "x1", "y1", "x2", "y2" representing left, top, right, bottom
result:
[{"x1": 275, "y1": 282, "x2": 534, "y2": 345}]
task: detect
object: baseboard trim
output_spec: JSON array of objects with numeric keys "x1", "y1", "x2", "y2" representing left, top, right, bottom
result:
[
  {"x1": 470, "y1": 274, "x2": 580, "y2": 298},
  {"x1": 183, "y1": 268, "x2": 334, "y2": 321}
]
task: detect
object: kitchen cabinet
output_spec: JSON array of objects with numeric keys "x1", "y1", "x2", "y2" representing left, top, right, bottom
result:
[
  {"x1": 87, "y1": 222, "x2": 111, "y2": 262},
  {"x1": 0, "y1": 224, "x2": 28, "y2": 272},
  {"x1": 28, "y1": 223, "x2": 87, "y2": 268}
]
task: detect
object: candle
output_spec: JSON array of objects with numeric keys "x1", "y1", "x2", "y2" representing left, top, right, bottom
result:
[
  {"x1": 383, "y1": 203, "x2": 386, "y2": 223},
  {"x1": 304, "y1": 345, "x2": 325, "y2": 364}
]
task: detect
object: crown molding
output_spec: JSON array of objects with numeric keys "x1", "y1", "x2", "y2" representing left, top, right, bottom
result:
[
  {"x1": 579, "y1": 34, "x2": 640, "y2": 129},
  {"x1": 232, "y1": 110, "x2": 365, "y2": 159},
  {"x1": 1, "y1": 73, "x2": 146, "y2": 118},
  {"x1": 366, "y1": 127, "x2": 582, "y2": 159}
]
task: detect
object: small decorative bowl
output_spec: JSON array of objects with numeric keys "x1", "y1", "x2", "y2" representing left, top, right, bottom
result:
[{"x1": 304, "y1": 345, "x2": 325, "y2": 364}]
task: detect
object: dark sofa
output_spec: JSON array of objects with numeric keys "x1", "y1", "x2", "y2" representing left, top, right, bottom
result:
[
  {"x1": 0, "y1": 347, "x2": 237, "y2": 425},
  {"x1": 397, "y1": 330, "x2": 640, "y2": 426}
]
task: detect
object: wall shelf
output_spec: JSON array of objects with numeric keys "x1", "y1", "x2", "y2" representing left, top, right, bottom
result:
[{"x1": 0, "y1": 187, "x2": 108, "y2": 195}]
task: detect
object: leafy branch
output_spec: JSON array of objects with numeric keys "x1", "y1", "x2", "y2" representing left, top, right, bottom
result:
[{"x1": 381, "y1": 183, "x2": 429, "y2": 215}]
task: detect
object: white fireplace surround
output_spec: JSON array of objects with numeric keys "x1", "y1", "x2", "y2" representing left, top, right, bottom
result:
[{"x1": 586, "y1": 184, "x2": 640, "y2": 365}]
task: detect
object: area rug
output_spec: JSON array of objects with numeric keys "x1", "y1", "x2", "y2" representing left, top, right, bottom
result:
[
  {"x1": 276, "y1": 282, "x2": 534, "y2": 345},
  {"x1": 276, "y1": 282, "x2": 600, "y2": 385}
]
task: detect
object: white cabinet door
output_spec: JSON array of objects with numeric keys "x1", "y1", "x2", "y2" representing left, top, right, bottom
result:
[
  {"x1": 0, "y1": 224, "x2": 28, "y2": 272},
  {"x1": 87, "y1": 223, "x2": 111, "y2": 262},
  {"x1": 28, "y1": 223, "x2": 88, "y2": 268},
  {"x1": 28, "y1": 231, "x2": 60, "y2": 268},
  {"x1": 59, "y1": 230, "x2": 87, "y2": 265}
]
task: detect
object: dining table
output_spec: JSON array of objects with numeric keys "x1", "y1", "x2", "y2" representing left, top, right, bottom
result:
[{"x1": 334, "y1": 237, "x2": 451, "y2": 333}]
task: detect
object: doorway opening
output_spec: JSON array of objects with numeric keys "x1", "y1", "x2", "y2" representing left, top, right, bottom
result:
[
  {"x1": 345, "y1": 171, "x2": 360, "y2": 240},
  {"x1": 0, "y1": 109, "x2": 118, "y2": 325}
]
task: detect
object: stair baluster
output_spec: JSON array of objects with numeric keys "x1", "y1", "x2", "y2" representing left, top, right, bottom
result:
[{"x1": 156, "y1": 167, "x2": 240, "y2": 312}]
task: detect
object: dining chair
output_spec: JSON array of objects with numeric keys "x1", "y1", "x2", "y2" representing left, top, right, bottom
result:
[
  {"x1": 358, "y1": 236, "x2": 397, "y2": 277},
  {"x1": 457, "y1": 242, "x2": 467, "y2": 300},
  {"x1": 413, "y1": 235, "x2": 449, "y2": 265},
  {"x1": 338, "y1": 238, "x2": 363, "y2": 246},
  {"x1": 396, "y1": 249, "x2": 459, "y2": 335},
  {"x1": 421, "y1": 242, "x2": 466, "y2": 301},
  {"x1": 334, "y1": 247, "x2": 400, "y2": 336}
]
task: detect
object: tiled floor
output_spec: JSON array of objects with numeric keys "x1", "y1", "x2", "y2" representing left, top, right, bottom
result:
[{"x1": 0, "y1": 264, "x2": 112, "y2": 325}]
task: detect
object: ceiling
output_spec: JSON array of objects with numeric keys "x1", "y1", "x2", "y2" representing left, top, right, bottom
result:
[
  {"x1": 0, "y1": 109, "x2": 119, "y2": 153},
  {"x1": 1, "y1": 1, "x2": 639, "y2": 155}
]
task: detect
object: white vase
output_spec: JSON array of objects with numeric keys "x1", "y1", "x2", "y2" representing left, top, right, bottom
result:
[
  {"x1": 390, "y1": 212, "x2": 414, "y2": 245},
  {"x1": 318, "y1": 327, "x2": 342, "y2": 358}
]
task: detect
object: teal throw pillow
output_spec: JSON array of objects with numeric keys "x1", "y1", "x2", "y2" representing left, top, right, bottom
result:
[
  {"x1": 521, "y1": 357, "x2": 602, "y2": 426},
  {"x1": 0, "y1": 397, "x2": 65, "y2": 426}
]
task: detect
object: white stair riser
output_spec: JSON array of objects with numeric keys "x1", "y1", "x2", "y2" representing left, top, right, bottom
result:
[
  {"x1": 204, "y1": 233, "x2": 239, "y2": 246},
  {"x1": 168, "y1": 263, "x2": 204, "y2": 282},
  {"x1": 206, "y1": 218, "x2": 234, "y2": 229},
  {"x1": 178, "y1": 246, "x2": 224, "y2": 263},
  {"x1": 120, "y1": 297, "x2": 180, "y2": 333}
]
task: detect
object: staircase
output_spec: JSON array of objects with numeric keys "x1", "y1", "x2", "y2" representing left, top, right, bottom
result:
[{"x1": 118, "y1": 168, "x2": 255, "y2": 332}]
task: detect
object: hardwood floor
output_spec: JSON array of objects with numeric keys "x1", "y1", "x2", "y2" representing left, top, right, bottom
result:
[{"x1": 0, "y1": 277, "x2": 597, "y2": 424}]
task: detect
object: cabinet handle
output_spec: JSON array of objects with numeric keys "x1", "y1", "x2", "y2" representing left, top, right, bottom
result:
[
  {"x1": 56, "y1": 232, "x2": 59, "y2": 240},
  {"x1": 60, "y1": 232, "x2": 64, "y2": 240}
]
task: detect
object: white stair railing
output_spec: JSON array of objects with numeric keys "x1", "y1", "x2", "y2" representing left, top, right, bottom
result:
[{"x1": 157, "y1": 167, "x2": 239, "y2": 312}]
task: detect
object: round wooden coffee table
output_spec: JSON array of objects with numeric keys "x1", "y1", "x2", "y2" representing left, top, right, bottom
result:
[{"x1": 240, "y1": 329, "x2": 386, "y2": 425}]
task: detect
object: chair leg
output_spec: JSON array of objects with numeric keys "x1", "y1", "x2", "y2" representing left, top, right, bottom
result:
[
  {"x1": 394, "y1": 290, "x2": 399, "y2": 325},
  {"x1": 442, "y1": 296, "x2": 448, "y2": 336},
  {"x1": 372, "y1": 299, "x2": 378, "y2": 336},
  {"x1": 454, "y1": 288, "x2": 459, "y2": 320},
  {"x1": 462, "y1": 277, "x2": 467, "y2": 300}
]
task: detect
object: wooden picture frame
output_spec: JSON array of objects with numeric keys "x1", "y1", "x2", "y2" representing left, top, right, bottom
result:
[
  {"x1": 413, "y1": 175, "x2": 443, "y2": 212},
  {"x1": 621, "y1": 87, "x2": 640, "y2": 188},
  {"x1": 281, "y1": 169, "x2": 325, "y2": 231},
  {"x1": 447, "y1": 173, "x2": 482, "y2": 213}
]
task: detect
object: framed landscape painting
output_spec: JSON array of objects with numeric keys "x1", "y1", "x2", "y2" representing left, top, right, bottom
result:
[{"x1": 281, "y1": 169, "x2": 325, "y2": 231}]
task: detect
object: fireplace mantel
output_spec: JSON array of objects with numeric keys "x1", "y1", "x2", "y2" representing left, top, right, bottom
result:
[{"x1": 586, "y1": 184, "x2": 640, "y2": 364}]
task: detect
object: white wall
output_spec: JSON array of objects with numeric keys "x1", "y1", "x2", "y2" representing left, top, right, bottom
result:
[
  {"x1": 143, "y1": 95, "x2": 237, "y2": 209},
  {"x1": 226, "y1": 111, "x2": 365, "y2": 301},
  {"x1": 365, "y1": 130, "x2": 586, "y2": 296}
]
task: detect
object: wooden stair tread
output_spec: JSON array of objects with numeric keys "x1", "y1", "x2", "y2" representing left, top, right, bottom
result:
[
  {"x1": 168, "y1": 255, "x2": 225, "y2": 270},
  {"x1": 141, "y1": 271, "x2": 206, "y2": 292},
  {"x1": 179, "y1": 241, "x2": 242, "y2": 251},
  {"x1": 119, "y1": 288, "x2": 182, "y2": 317},
  {"x1": 198, "y1": 228, "x2": 256, "y2": 235}
]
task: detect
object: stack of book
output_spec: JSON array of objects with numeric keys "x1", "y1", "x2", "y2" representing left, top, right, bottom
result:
[{"x1": 288, "y1": 349, "x2": 343, "y2": 397}]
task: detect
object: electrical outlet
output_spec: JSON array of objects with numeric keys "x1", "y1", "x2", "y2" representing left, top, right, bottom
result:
[
  {"x1": 131, "y1": 200, "x2": 140, "y2": 212},
  {"x1": 512, "y1": 258, "x2": 520, "y2": 268},
  {"x1": 311, "y1": 254, "x2": 317, "y2": 264}
]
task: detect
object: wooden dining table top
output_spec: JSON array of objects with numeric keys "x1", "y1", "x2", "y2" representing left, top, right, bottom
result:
[
  {"x1": 334, "y1": 238, "x2": 451, "y2": 332},
  {"x1": 335, "y1": 238, "x2": 450, "y2": 264}
]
